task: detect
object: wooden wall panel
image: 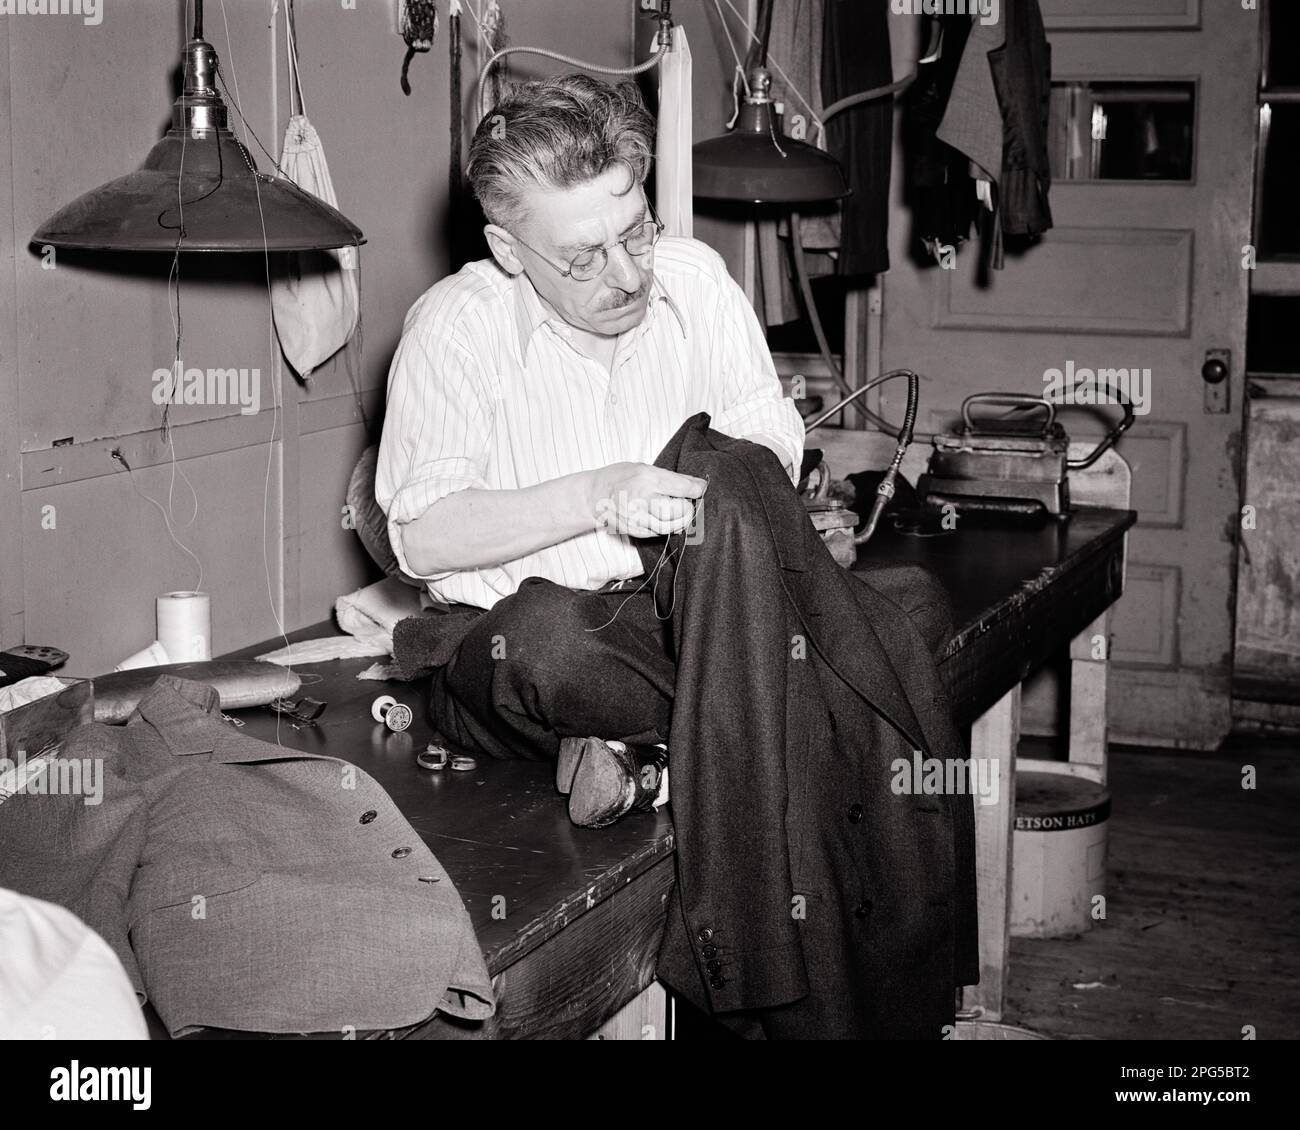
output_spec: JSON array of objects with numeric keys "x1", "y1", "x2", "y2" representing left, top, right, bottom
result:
[
  {"x1": 1040, "y1": 0, "x2": 1201, "y2": 31},
  {"x1": 933, "y1": 228, "x2": 1194, "y2": 336},
  {"x1": 21, "y1": 446, "x2": 284, "y2": 678},
  {"x1": 296, "y1": 424, "x2": 380, "y2": 629},
  {"x1": 0, "y1": 14, "x2": 22, "y2": 648},
  {"x1": 1110, "y1": 563, "x2": 1181, "y2": 668}
]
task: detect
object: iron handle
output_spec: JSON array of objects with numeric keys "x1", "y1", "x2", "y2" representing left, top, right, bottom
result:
[{"x1": 961, "y1": 392, "x2": 1056, "y2": 436}]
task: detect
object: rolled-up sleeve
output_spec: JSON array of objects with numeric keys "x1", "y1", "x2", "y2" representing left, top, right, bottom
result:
[
  {"x1": 705, "y1": 255, "x2": 806, "y2": 486},
  {"x1": 375, "y1": 323, "x2": 495, "y2": 581}
]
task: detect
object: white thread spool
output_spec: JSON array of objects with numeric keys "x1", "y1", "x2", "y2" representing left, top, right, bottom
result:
[{"x1": 156, "y1": 592, "x2": 211, "y2": 662}]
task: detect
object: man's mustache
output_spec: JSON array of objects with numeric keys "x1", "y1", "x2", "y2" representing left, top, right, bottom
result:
[{"x1": 601, "y1": 284, "x2": 648, "y2": 311}]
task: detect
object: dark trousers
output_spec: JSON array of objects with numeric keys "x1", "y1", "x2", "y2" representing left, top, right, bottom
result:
[
  {"x1": 427, "y1": 560, "x2": 951, "y2": 766},
  {"x1": 428, "y1": 576, "x2": 672, "y2": 762}
]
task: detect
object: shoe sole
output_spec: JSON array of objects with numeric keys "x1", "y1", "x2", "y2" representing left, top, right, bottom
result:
[
  {"x1": 568, "y1": 739, "x2": 635, "y2": 829},
  {"x1": 556, "y1": 736, "x2": 587, "y2": 795}
]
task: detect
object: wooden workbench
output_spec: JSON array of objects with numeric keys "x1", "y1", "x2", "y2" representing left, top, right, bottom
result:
[{"x1": 174, "y1": 506, "x2": 1133, "y2": 1039}]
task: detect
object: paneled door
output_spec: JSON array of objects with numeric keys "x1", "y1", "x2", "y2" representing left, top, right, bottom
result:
[{"x1": 879, "y1": 0, "x2": 1260, "y2": 748}]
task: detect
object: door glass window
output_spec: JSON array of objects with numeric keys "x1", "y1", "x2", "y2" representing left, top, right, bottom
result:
[{"x1": 1049, "y1": 81, "x2": 1196, "y2": 182}]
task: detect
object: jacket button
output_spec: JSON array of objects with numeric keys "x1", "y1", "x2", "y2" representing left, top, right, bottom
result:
[
  {"x1": 847, "y1": 803, "x2": 864, "y2": 824},
  {"x1": 391, "y1": 846, "x2": 413, "y2": 859},
  {"x1": 702, "y1": 944, "x2": 718, "y2": 959},
  {"x1": 360, "y1": 810, "x2": 377, "y2": 824},
  {"x1": 697, "y1": 927, "x2": 714, "y2": 943},
  {"x1": 855, "y1": 901, "x2": 871, "y2": 919},
  {"x1": 709, "y1": 976, "x2": 725, "y2": 990},
  {"x1": 705, "y1": 960, "x2": 721, "y2": 975}
]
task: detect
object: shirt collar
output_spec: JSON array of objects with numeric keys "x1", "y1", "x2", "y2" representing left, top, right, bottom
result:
[{"x1": 511, "y1": 268, "x2": 688, "y2": 363}]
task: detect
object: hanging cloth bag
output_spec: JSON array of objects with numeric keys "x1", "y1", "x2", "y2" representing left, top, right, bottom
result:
[
  {"x1": 271, "y1": 0, "x2": 360, "y2": 383},
  {"x1": 655, "y1": 24, "x2": 693, "y2": 239}
]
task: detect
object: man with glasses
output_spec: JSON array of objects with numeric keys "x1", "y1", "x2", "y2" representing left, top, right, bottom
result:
[
  {"x1": 376, "y1": 73, "x2": 804, "y2": 828},
  {"x1": 376, "y1": 74, "x2": 977, "y2": 1040}
]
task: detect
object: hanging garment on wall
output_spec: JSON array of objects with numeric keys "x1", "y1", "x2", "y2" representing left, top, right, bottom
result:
[
  {"x1": 905, "y1": 13, "x2": 979, "y2": 258},
  {"x1": 271, "y1": 4, "x2": 361, "y2": 382},
  {"x1": 987, "y1": 0, "x2": 1053, "y2": 241},
  {"x1": 656, "y1": 24, "x2": 694, "y2": 240},
  {"x1": 821, "y1": 0, "x2": 894, "y2": 278},
  {"x1": 909, "y1": 1, "x2": 1053, "y2": 270},
  {"x1": 935, "y1": 12, "x2": 1008, "y2": 266},
  {"x1": 757, "y1": 0, "x2": 839, "y2": 329}
]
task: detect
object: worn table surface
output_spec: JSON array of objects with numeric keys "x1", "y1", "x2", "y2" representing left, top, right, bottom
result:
[{"x1": 172, "y1": 506, "x2": 1133, "y2": 1038}]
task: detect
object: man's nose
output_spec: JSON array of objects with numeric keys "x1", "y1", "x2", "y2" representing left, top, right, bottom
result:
[{"x1": 603, "y1": 243, "x2": 641, "y2": 291}]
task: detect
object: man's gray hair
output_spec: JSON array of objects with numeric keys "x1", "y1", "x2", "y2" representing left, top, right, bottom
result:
[{"x1": 467, "y1": 73, "x2": 655, "y2": 231}]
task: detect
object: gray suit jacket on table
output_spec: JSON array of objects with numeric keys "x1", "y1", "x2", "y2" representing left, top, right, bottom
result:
[{"x1": 0, "y1": 676, "x2": 493, "y2": 1037}]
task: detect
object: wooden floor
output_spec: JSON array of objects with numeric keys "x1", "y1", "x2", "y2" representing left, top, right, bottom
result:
[{"x1": 1005, "y1": 731, "x2": 1300, "y2": 1040}]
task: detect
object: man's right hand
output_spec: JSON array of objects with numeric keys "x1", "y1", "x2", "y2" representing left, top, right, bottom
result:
[{"x1": 585, "y1": 462, "x2": 709, "y2": 537}]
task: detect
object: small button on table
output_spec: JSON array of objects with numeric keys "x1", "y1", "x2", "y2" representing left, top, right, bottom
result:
[
  {"x1": 847, "y1": 803, "x2": 864, "y2": 824},
  {"x1": 391, "y1": 846, "x2": 413, "y2": 859},
  {"x1": 359, "y1": 810, "x2": 377, "y2": 824}
]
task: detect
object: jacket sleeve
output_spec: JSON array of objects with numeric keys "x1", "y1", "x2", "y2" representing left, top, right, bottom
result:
[{"x1": 702, "y1": 252, "x2": 806, "y2": 487}]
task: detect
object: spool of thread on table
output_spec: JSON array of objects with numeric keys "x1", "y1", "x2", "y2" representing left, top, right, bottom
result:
[{"x1": 157, "y1": 592, "x2": 211, "y2": 662}]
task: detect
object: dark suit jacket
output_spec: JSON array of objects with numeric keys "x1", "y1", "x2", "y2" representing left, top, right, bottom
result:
[{"x1": 644, "y1": 413, "x2": 978, "y2": 1039}]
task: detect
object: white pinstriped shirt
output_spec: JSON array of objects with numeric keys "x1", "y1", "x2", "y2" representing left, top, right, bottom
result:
[{"x1": 375, "y1": 236, "x2": 805, "y2": 611}]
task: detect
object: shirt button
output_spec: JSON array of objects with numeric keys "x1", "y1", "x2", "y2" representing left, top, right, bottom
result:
[
  {"x1": 391, "y1": 846, "x2": 413, "y2": 859},
  {"x1": 709, "y1": 976, "x2": 725, "y2": 990},
  {"x1": 697, "y1": 927, "x2": 714, "y2": 943},
  {"x1": 359, "y1": 810, "x2": 377, "y2": 824},
  {"x1": 609, "y1": 393, "x2": 618, "y2": 404},
  {"x1": 847, "y1": 804, "x2": 864, "y2": 824},
  {"x1": 855, "y1": 901, "x2": 871, "y2": 919}
]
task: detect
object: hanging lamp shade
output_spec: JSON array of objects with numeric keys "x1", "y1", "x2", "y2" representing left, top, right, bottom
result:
[
  {"x1": 693, "y1": 69, "x2": 849, "y2": 205},
  {"x1": 32, "y1": 26, "x2": 363, "y2": 253}
]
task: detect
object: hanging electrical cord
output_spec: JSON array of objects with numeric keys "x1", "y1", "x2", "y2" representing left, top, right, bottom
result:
[
  {"x1": 803, "y1": 368, "x2": 920, "y2": 548},
  {"x1": 790, "y1": 212, "x2": 912, "y2": 437},
  {"x1": 474, "y1": 5, "x2": 675, "y2": 120}
]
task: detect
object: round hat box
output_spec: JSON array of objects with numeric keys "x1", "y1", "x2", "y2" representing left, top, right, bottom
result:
[
  {"x1": 952, "y1": 1021, "x2": 1050, "y2": 1040},
  {"x1": 1011, "y1": 771, "x2": 1111, "y2": 939}
]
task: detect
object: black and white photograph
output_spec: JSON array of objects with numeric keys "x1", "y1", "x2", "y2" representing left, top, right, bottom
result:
[{"x1": 0, "y1": 0, "x2": 1293, "y2": 1104}]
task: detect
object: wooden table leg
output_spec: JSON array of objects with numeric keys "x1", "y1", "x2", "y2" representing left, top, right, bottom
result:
[
  {"x1": 1067, "y1": 610, "x2": 1109, "y2": 785},
  {"x1": 591, "y1": 982, "x2": 667, "y2": 1040},
  {"x1": 1019, "y1": 611, "x2": 1110, "y2": 788},
  {"x1": 962, "y1": 684, "x2": 1021, "y2": 1022}
]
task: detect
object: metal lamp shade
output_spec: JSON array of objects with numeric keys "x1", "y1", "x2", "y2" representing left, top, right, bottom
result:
[
  {"x1": 32, "y1": 37, "x2": 363, "y2": 253},
  {"x1": 32, "y1": 131, "x2": 364, "y2": 253},
  {"x1": 693, "y1": 130, "x2": 850, "y2": 204},
  {"x1": 692, "y1": 74, "x2": 849, "y2": 205}
]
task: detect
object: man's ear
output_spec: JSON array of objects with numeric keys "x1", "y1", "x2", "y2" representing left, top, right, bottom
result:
[{"x1": 484, "y1": 225, "x2": 524, "y2": 275}]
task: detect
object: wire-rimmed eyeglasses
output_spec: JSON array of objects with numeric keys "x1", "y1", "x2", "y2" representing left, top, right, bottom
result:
[{"x1": 511, "y1": 199, "x2": 665, "y2": 282}]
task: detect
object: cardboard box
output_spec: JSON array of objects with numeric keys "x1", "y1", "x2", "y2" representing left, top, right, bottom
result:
[{"x1": 0, "y1": 677, "x2": 95, "y2": 761}]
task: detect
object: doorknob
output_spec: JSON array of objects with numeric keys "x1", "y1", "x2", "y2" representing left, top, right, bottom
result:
[
  {"x1": 1201, "y1": 357, "x2": 1228, "y2": 384},
  {"x1": 1203, "y1": 348, "x2": 1230, "y2": 414}
]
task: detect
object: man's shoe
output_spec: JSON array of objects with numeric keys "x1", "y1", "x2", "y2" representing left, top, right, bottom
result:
[
  {"x1": 565, "y1": 737, "x2": 669, "y2": 829},
  {"x1": 556, "y1": 736, "x2": 587, "y2": 795}
]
